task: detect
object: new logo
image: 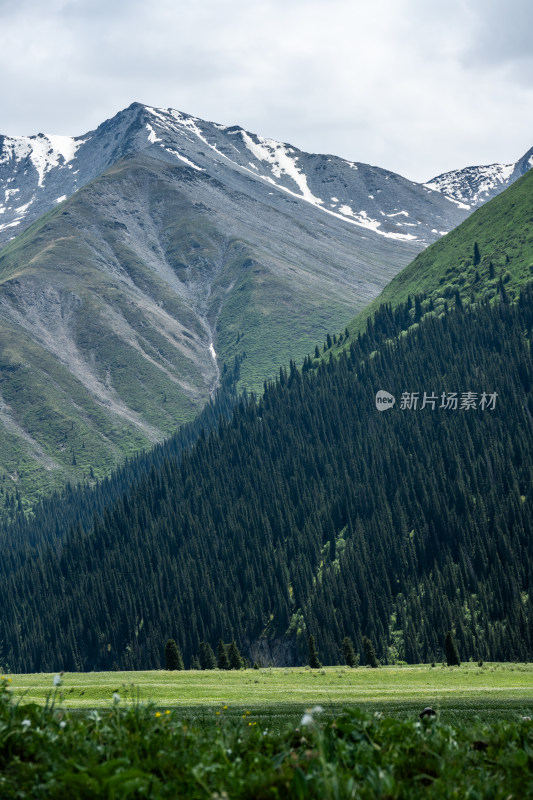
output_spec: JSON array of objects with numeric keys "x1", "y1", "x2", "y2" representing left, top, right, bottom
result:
[{"x1": 375, "y1": 390, "x2": 396, "y2": 411}]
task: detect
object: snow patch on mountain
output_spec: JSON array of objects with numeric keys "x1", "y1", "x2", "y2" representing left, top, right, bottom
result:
[
  {"x1": 164, "y1": 147, "x2": 205, "y2": 171},
  {"x1": 239, "y1": 130, "x2": 324, "y2": 206},
  {"x1": 146, "y1": 123, "x2": 161, "y2": 144}
]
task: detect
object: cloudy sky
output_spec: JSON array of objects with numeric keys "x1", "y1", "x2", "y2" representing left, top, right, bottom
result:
[{"x1": 1, "y1": 0, "x2": 532, "y2": 181}]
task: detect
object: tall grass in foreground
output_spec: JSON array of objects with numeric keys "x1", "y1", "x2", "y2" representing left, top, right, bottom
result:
[{"x1": 1, "y1": 676, "x2": 532, "y2": 798}]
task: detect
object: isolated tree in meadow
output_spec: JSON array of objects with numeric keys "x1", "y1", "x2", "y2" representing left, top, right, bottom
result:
[
  {"x1": 164, "y1": 639, "x2": 184, "y2": 671},
  {"x1": 362, "y1": 636, "x2": 379, "y2": 668},
  {"x1": 342, "y1": 636, "x2": 358, "y2": 667},
  {"x1": 228, "y1": 640, "x2": 243, "y2": 670},
  {"x1": 217, "y1": 638, "x2": 230, "y2": 670},
  {"x1": 308, "y1": 635, "x2": 322, "y2": 669},
  {"x1": 444, "y1": 631, "x2": 461, "y2": 666},
  {"x1": 199, "y1": 641, "x2": 217, "y2": 670}
]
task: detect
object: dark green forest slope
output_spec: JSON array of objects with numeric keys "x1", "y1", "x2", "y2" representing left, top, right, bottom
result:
[
  {"x1": 1, "y1": 283, "x2": 532, "y2": 672},
  {"x1": 340, "y1": 167, "x2": 533, "y2": 341}
]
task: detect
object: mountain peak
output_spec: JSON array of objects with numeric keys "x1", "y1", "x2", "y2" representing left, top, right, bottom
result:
[{"x1": 426, "y1": 145, "x2": 533, "y2": 207}]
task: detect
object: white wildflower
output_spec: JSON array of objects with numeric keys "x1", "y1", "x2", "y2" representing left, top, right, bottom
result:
[
  {"x1": 59, "y1": 720, "x2": 67, "y2": 729},
  {"x1": 113, "y1": 692, "x2": 121, "y2": 703},
  {"x1": 311, "y1": 705, "x2": 324, "y2": 714},
  {"x1": 300, "y1": 713, "x2": 313, "y2": 727},
  {"x1": 21, "y1": 719, "x2": 31, "y2": 729},
  {"x1": 53, "y1": 675, "x2": 62, "y2": 687}
]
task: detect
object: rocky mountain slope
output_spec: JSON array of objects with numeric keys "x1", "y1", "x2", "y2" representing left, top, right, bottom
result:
[{"x1": 1, "y1": 102, "x2": 470, "y2": 249}]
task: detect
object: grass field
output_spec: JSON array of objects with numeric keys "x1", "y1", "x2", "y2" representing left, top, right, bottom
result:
[
  {"x1": 7, "y1": 663, "x2": 533, "y2": 726},
  {"x1": 2, "y1": 668, "x2": 533, "y2": 797}
]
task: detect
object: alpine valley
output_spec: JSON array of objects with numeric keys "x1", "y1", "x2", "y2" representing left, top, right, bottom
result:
[
  {"x1": 0, "y1": 117, "x2": 532, "y2": 671},
  {"x1": 1, "y1": 103, "x2": 532, "y2": 512}
]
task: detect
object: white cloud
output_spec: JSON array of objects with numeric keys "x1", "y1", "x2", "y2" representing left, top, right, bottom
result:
[{"x1": 1, "y1": 0, "x2": 532, "y2": 181}]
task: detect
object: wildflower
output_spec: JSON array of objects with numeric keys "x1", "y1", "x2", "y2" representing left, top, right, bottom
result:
[
  {"x1": 7, "y1": 678, "x2": 12, "y2": 683},
  {"x1": 165, "y1": 709, "x2": 171, "y2": 715},
  {"x1": 59, "y1": 721, "x2": 67, "y2": 729},
  {"x1": 223, "y1": 705, "x2": 228, "y2": 709},
  {"x1": 300, "y1": 713, "x2": 313, "y2": 727},
  {"x1": 113, "y1": 693, "x2": 120, "y2": 703},
  {"x1": 311, "y1": 705, "x2": 323, "y2": 714},
  {"x1": 53, "y1": 675, "x2": 62, "y2": 687},
  {"x1": 216, "y1": 711, "x2": 220, "y2": 715},
  {"x1": 21, "y1": 719, "x2": 31, "y2": 729},
  {"x1": 155, "y1": 711, "x2": 162, "y2": 718}
]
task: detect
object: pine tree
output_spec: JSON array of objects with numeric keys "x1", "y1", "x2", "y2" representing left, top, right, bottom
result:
[
  {"x1": 342, "y1": 636, "x2": 358, "y2": 667},
  {"x1": 444, "y1": 631, "x2": 460, "y2": 666},
  {"x1": 217, "y1": 638, "x2": 230, "y2": 670},
  {"x1": 228, "y1": 640, "x2": 243, "y2": 670},
  {"x1": 362, "y1": 635, "x2": 379, "y2": 668},
  {"x1": 308, "y1": 635, "x2": 321, "y2": 668},
  {"x1": 164, "y1": 639, "x2": 184, "y2": 671},
  {"x1": 473, "y1": 242, "x2": 481, "y2": 266}
]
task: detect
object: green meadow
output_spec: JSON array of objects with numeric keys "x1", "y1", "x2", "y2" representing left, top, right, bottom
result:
[
  {"x1": 7, "y1": 663, "x2": 533, "y2": 725},
  {"x1": 2, "y1": 667, "x2": 533, "y2": 797}
]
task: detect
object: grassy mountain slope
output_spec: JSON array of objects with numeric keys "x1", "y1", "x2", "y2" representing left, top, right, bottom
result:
[{"x1": 338, "y1": 167, "x2": 533, "y2": 341}]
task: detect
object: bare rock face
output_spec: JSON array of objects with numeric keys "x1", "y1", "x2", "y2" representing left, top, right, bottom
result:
[{"x1": 248, "y1": 636, "x2": 300, "y2": 667}]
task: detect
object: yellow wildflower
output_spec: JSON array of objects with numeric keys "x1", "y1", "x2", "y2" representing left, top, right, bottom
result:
[{"x1": 155, "y1": 711, "x2": 162, "y2": 718}]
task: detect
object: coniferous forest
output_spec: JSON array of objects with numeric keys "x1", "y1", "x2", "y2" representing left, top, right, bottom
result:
[{"x1": 1, "y1": 283, "x2": 532, "y2": 673}]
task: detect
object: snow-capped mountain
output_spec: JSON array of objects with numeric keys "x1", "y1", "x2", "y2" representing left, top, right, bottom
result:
[
  {"x1": 1, "y1": 102, "x2": 470, "y2": 250},
  {"x1": 0, "y1": 102, "x2": 530, "y2": 510},
  {"x1": 425, "y1": 147, "x2": 533, "y2": 208}
]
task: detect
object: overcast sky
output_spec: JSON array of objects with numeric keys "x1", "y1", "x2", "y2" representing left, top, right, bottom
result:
[{"x1": 1, "y1": 0, "x2": 532, "y2": 182}]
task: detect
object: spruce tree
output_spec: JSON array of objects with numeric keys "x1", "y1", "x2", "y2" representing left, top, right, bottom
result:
[
  {"x1": 164, "y1": 639, "x2": 184, "y2": 671},
  {"x1": 199, "y1": 641, "x2": 217, "y2": 670},
  {"x1": 473, "y1": 242, "x2": 481, "y2": 266},
  {"x1": 228, "y1": 640, "x2": 243, "y2": 670},
  {"x1": 342, "y1": 636, "x2": 358, "y2": 667},
  {"x1": 217, "y1": 638, "x2": 230, "y2": 670},
  {"x1": 362, "y1": 636, "x2": 379, "y2": 668},
  {"x1": 444, "y1": 631, "x2": 460, "y2": 666},
  {"x1": 308, "y1": 635, "x2": 321, "y2": 668}
]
